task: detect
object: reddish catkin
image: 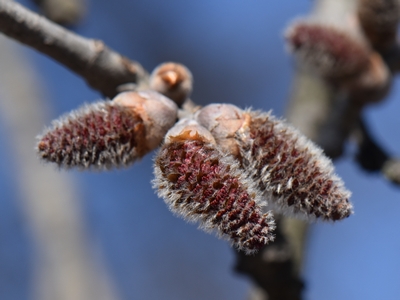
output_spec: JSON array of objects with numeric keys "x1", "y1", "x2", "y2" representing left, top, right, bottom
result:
[
  {"x1": 240, "y1": 111, "x2": 353, "y2": 221},
  {"x1": 286, "y1": 22, "x2": 370, "y2": 79},
  {"x1": 153, "y1": 120, "x2": 275, "y2": 254},
  {"x1": 195, "y1": 103, "x2": 353, "y2": 221},
  {"x1": 37, "y1": 90, "x2": 177, "y2": 169}
]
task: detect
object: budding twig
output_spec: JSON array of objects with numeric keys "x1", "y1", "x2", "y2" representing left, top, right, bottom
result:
[{"x1": 196, "y1": 104, "x2": 353, "y2": 221}]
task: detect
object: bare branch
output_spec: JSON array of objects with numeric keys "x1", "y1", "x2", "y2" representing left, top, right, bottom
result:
[{"x1": 0, "y1": 0, "x2": 148, "y2": 98}]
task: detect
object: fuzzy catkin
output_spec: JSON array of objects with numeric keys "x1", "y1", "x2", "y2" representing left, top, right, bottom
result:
[
  {"x1": 239, "y1": 111, "x2": 353, "y2": 221},
  {"x1": 286, "y1": 22, "x2": 369, "y2": 79},
  {"x1": 154, "y1": 137, "x2": 275, "y2": 254},
  {"x1": 37, "y1": 101, "x2": 147, "y2": 169}
]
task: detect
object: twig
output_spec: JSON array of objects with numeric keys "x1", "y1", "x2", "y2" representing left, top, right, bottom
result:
[
  {"x1": 0, "y1": 0, "x2": 148, "y2": 98},
  {"x1": 353, "y1": 117, "x2": 400, "y2": 185},
  {"x1": 235, "y1": 218, "x2": 304, "y2": 300}
]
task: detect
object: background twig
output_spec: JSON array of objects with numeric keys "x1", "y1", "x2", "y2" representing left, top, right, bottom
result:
[{"x1": 0, "y1": 34, "x2": 119, "y2": 300}]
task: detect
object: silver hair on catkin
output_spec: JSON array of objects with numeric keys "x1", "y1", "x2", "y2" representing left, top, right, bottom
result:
[
  {"x1": 153, "y1": 119, "x2": 275, "y2": 254},
  {"x1": 196, "y1": 103, "x2": 353, "y2": 221},
  {"x1": 239, "y1": 110, "x2": 353, "y2": 221},
  {"x1": 37, "y1": 90, "x2": 178, "y2": 169}
]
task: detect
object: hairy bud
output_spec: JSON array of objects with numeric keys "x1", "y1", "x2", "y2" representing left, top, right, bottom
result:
[
  {"x1": 153, "y1": 120, "x2": 275, "y2": 254},
  {"x1": 358, "y1": 0, "x2": 400, "y2": 49},
  {"x1": 239, "y1": 111, "x2": 353, "y2": 221},
  {"x1": 286, "y1": 22, "x2": 369, "y2": 79},
  {"x1": 149, "y1": 62, "x2": 193, "y2": 106},
  {"x1": 37, "y1": 90, "x2": 177, "y2": 169}
]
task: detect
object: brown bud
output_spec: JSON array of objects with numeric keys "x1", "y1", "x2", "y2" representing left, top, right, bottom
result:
[
  {"x1": 153, "y1": 121, "x2": 275, "y2": 254},
  {"x1": 358, "y1": 0, "x2": 400, "y2": 50},
  {"x1": 164, "y1": 119, "x2": 216, "y2": 145},
  {"x1": 286, "y1": 21, "x2": 370, "y2": 79},
  {"x1": 37, "y1": 90, "x2": 177, "y2": 169},
  {"x1": 238, "y1": 111, "x2": 353, "y2": 221},
  {"x1": 113, "y1": 90, "x2": 178, "y2": 150},
  {"x1": 195, "y1": 103, "x2": 250, "y2": 157},
  {"x1": 149, "y1": 62, "x2": 193, "y2": 106}
]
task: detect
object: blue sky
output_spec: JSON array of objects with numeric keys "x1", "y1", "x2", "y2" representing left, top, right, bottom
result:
[{"x1": 0, "y1": 0, "x2": 399, "y2": 299}]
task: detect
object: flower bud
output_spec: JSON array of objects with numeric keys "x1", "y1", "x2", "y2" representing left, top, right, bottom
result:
[
  {"x1": 286, "y1": 21, "x2": 370, "y2": 79},
  {"x1": 164, "y1": 118, "x2": 216, "y2": 144},
  {"x1": 195, "y1": 103, "x2": 250, "y2": 158},
  {"x1": 37, "y1": 90, "x2": 177, "y2": 169},
  {"x1": 149, "y1": 62, "x2": 193, "y2": 106},
  {"x1": 153, "y1": 120, "x2": 275, "y2": 254},
  {"x1": 113, "y1": 90, "x2": 178, "y2": 150}
]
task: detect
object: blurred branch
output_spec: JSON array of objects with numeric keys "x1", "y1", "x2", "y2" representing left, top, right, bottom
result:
[
  {"x1": 0, "y1": 34, "x2": 120, "y2": 300},
  {"x1": 235, "y1": 218, "x2": 304, "y2": 300},
  {"x1": 353, "y1": 117, "x2": 400, "y2": 185},
  {"x1": 237, "y1": 1, "x2": 364, "y2": 299},
  {"x1": 0, "y1": 0, "x2": 148, "y2": 98},
  {"x1": 382, "y1": 43, "x2": 400, "y2": 73}
]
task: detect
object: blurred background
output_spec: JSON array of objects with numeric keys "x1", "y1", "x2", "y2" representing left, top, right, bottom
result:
[{"x1": 0, "y1": 0, "x2": 399, "y2": 299}]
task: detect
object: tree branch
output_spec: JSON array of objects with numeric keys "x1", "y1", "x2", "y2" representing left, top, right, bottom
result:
[
  {"x1": 235, "y1": 218, "x2": 304, "y2": 300},
  {"x1": 0, "y1": 0, "x2": 148, "y2": 98}
]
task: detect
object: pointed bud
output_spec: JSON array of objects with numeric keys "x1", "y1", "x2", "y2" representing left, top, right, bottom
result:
[
  {"x1": 153, "y1": 120, "x2": 275, "y2": 254},
  {"x1": 37, "y1": 90, "x2": 177, "y2": 169},
  {"x1": 358, "y1": 0, "x2": 400, "y2": 49},
  {"x1": 149, "y1": 62, "x2": 193, "y2": 106},
  {"x1": 239, "y1": 111, "x2": 353, "y2": 221},
  {"x1": 286, "y1": 22, "x2": 370, "y2": 79}
]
